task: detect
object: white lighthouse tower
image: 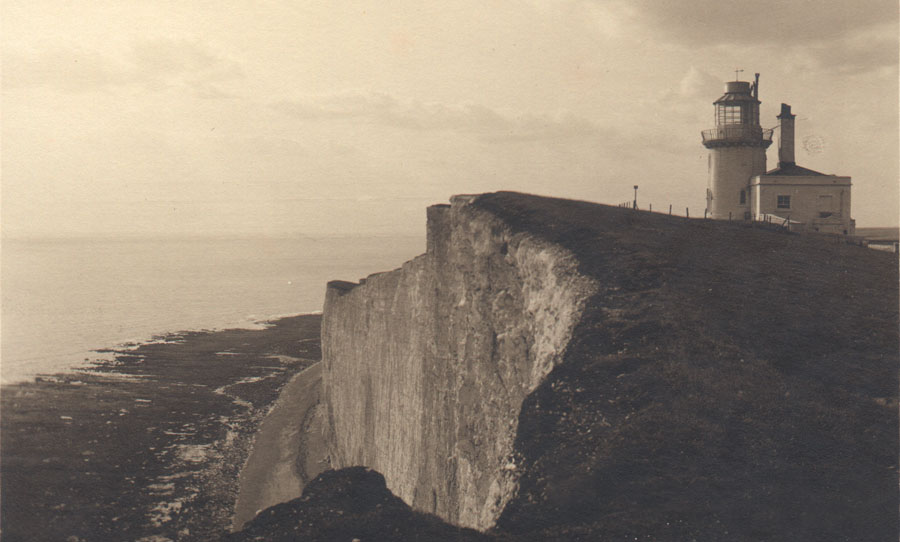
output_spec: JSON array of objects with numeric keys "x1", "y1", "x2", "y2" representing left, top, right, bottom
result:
[{"x1": 702, "y1": 73, "x2": 773, "y2": 220}]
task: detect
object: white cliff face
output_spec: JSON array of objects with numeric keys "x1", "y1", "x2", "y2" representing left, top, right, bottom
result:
[{"x1": 321, "y1": 195, "x2": 598, "y2": 530}]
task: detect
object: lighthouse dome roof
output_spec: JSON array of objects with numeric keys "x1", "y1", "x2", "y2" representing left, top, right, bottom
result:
[{"x1": 713, "y1": 80, "x2": 760, "y2": 105}]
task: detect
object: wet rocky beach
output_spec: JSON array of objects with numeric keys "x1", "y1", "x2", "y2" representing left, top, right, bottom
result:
[{"x1": 1, "y1": 314, "x2": 321, "y2": 542}]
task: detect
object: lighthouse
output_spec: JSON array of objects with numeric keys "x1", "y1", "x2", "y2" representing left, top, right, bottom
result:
[{"x1": 702, "y1": 73, "x2": 773, "y2": 220}]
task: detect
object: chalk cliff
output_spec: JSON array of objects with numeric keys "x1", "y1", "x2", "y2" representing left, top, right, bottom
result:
[
  {"x1": 230, "y1": 192, "x2": 897, "y2": 541},
  {"x1": 321, "y1": 195, "x2": 597, "y2": 529}
]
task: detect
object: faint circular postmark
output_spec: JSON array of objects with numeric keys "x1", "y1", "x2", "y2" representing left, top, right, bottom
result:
[{"x1": 802, "y1": 134, "x2": 826, "y2": 155}]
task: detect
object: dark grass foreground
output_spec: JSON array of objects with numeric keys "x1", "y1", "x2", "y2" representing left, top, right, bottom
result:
[
  {"x1": 231, "y1": 193, "x2": 897, "y2": 541},
  {"x1": 1, "y1": 314, "x2": 321, "y2": 542}
]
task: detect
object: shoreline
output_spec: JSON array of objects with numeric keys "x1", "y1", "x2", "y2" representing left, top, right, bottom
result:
[
  {"x1": 1, "y1": 313, "x2": 322, "y2": 541},
  {"x1": 2, "y1": 311, "x2": 319, "y2": 387}
]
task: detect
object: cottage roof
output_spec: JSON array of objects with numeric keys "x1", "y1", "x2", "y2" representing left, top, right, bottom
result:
[{"x1": 762, "y1": 163, "x2": 827, "y2": 177}]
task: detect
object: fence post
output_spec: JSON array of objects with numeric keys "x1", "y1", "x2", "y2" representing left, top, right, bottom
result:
[
  {"x1": 649, "y1": 203, "x2": 652, "y2": 212},
  {"x1": 729, "y1": 211, "x2": 732, "y2": 221},
  {"x1": 669, "y1": 204, "x2": 672, "y2": 215},
  {"x1": 704, "y1": 208, "x2": 708, "y2": 219},
  {"x1": 686, "y1": 207, "x2": 689, "y2": 218}
]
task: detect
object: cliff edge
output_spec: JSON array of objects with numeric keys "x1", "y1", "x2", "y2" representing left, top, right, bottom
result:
[
  {"x1": 233, "y1": 192, "x2": 898, "y2": 541},
  {"x1": 322, "y1": 194, "x2": 598, "y2": 530}
]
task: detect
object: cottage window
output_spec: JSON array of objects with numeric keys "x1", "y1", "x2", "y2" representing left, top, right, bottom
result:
[
  {"x1": 740, "y1": 190, "x2": 746, "y2": 204},
  {"x1": 777, "y1": 195, "x2": 791, "y2": 209}
]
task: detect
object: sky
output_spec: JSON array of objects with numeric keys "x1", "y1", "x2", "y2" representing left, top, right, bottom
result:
[{"x1": 2, "y1": 0, "x2": 897, "y2": 238}]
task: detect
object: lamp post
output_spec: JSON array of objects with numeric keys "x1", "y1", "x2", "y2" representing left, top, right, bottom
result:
[{"x1": 633, "y1": 185, "x2": 638, "y2": 210}]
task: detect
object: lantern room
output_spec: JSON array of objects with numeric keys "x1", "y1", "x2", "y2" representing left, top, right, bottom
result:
[
  {"x1": 702, "y1": 75, "x2": 772, "y2": 149},
  {"x1": 714, "y1": 80, "x2": 760, "y2": 127}
]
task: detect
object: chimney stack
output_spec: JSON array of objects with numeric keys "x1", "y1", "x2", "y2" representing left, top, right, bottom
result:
[{"x1": 777, "y1": 103, "x2": 796, "y2": 166}]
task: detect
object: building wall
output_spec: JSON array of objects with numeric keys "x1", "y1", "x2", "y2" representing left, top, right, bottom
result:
[
  {"x1": 708, "y1": 146, "x2": 767, "y2": 219},
  {"x1": 750, "y1": 175, "x2": 852, "y2": 234}
]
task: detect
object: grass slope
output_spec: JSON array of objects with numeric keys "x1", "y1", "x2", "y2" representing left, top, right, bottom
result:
[{"x1": 476, "y1": 192, "x2": 898, "y2": 541}]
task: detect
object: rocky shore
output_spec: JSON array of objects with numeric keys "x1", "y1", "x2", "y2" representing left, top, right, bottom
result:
[{"x1": 1, "y1": 314, "x2": 321, "y2": 542}]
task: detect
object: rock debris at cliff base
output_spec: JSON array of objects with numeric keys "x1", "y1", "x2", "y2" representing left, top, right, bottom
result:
[{"x1": 227, "y1": 468, "x2": 493, "y2": 542}]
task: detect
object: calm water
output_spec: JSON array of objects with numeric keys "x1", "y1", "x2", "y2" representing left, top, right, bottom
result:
[{"x1": 1, "y1": 236, "x2": 423, "y2": 384}]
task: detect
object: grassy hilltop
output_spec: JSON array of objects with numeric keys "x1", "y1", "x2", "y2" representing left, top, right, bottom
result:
[{"x1": 232, "y1": 192, "x2": 898, "y2": 541}]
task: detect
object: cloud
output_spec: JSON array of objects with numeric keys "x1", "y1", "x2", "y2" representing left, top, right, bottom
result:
[
  {"x1": 274, "y1": 93, "x2": 605, "y2": 142},
  {"x1": 2, "y1": 48, "x2": 129, "y2": 92},
  {"x1": 130, "y1": 38, "x2": 244, "y2": 94},
  {"x1": 614, "y1": 0, "x2": 897, "y2": 47},
  {"x1": 586, "y1": 0, "x2": 897, "y2": 76},
  {"x1": 782, "y1": 22, "x2": 899, "y2": 75},
  {"x1": 677, "y1": 66, "x2": 723, "y2": 99},
  {"x1": 2, "y1": 38, "x2": 244, "y2": 96}
]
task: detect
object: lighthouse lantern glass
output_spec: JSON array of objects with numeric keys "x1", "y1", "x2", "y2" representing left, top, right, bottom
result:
[
  {"x1": 718, "y1": 104, "x2": 742, "y2": 125},
  {"x1": 716, "y1": 103, "x2": 759, "y2": 126}
]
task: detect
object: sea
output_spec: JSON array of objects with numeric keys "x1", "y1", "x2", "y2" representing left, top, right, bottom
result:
[{"x1": 1, "y1": 236, "x2": 424, "y2": 384}]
